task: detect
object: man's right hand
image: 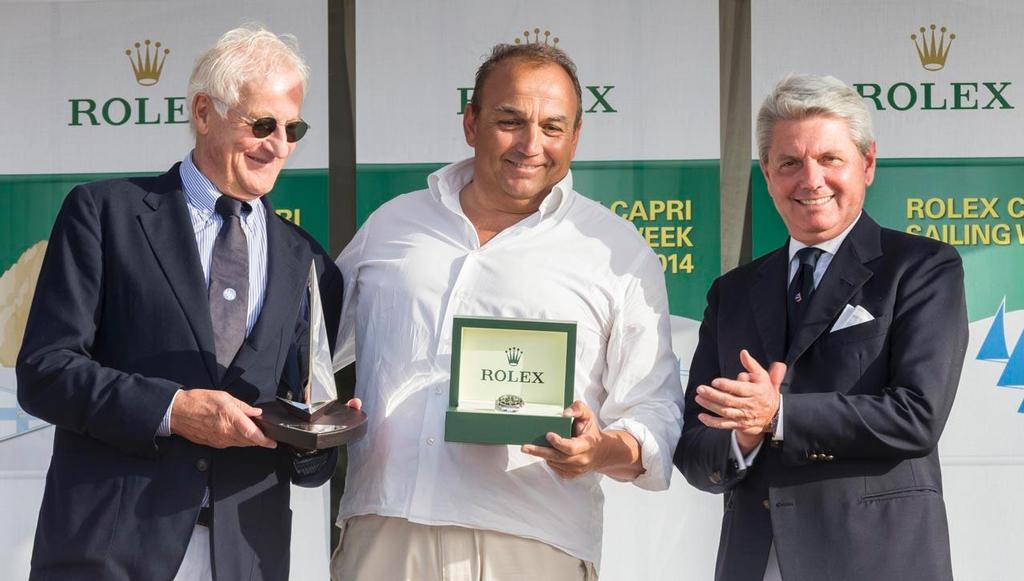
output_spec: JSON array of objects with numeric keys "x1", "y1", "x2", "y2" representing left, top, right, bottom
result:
[{"x1": 170, "y1": 389, "x2": 277, "y2": 449}]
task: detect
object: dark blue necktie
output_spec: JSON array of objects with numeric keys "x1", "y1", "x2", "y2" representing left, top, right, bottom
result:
[
  {"x1": 786, "y1": 247, "x2": 823, "y2": 345},
  {"x1": 209, "y1": 195, "x2": 250, "y2": 378}
]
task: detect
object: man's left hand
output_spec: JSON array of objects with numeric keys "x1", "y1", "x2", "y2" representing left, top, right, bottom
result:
[
  {"x1": 695, "y1": 349, "x2": 786, "y2": 454},
  {"x1": 522, "y1": 401, "x2": 643, "y2": 480}
]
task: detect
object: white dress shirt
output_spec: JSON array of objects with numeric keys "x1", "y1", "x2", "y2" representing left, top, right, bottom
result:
[
  {"x1": 333, "y1": 158, "x2": 684, "y2": 566},
  {"x1": 728, "y1": 213, "x2": 861, "y2": 581}
]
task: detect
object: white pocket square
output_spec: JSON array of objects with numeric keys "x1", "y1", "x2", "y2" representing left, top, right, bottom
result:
[{"x1": 830, "y1": 304, "x2": 875, "y2": 333}]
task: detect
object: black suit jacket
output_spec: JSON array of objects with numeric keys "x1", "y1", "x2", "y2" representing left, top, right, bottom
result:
[
  {"x1": 16, "y1": 165, "x2": 342, "y2": 581},
  {"x1": 675, "y1": 214, "x2": 968, "y2": 581}
]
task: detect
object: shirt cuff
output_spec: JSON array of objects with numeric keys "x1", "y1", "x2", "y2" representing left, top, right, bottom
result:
[
  {"x1": 730, "y1": 430, "x2": 763, "y2": 471},
  {"x1": 604, "y1": 417, "x2": 671, "y2": 491},
  {"x1": 773, "y1": 395, "x2": 784, "y2": 441},
  {"x1": 156, "y1": 389, "x2": 182, "y2": 438}
]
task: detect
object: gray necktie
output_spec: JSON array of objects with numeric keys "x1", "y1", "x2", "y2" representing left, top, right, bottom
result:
[{"x1": 210, "y1": 195, "x2": 250, "y2": 378}]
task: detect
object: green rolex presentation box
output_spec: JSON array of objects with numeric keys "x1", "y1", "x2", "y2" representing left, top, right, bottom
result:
[{"x1": 445, "y1": 316, "x2": 576, "y2": 447}]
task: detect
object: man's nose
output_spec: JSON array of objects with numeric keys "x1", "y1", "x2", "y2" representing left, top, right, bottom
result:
[
  {"x1": 262, "y1": 126, "x2": 292, "y2": 158},
  {"x1": 516, "y1": 124, "x2": 543, "y2": 156},
  {"x1": 798, "y1": 161, "x2": 826, "y2": 192}
]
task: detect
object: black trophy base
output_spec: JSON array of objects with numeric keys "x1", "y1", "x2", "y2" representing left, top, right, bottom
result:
[{"x1": 255, "y1": 402, "x2": 368, "y2": 451}]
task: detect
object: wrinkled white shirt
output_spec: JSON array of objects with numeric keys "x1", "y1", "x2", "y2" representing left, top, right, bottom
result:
[{"x1": 333, "y1": 158, "x2": 683, "y2": 566}]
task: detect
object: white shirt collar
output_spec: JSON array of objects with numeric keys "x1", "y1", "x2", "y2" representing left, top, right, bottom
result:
[
  {"x1": 427, "y1": 157, "x2": 574, "y2": 221},
  {"x1": 180, "y1": 151, "x2": 220, "y2": 218},
  {"x1": 787, "y1": 212, "x2": 862, "y2": 261}
]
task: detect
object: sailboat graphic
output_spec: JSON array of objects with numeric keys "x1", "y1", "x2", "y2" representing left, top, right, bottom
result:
[
  {"x1": 977, "y1": 298, "x2": 1009, "y2": 362},
  {"x1": 997, "y1": 326, "x2": 1024, "y2": 389},
  {"x1": 977, "y1": 298, "x2": 1024, "y2": 413}
]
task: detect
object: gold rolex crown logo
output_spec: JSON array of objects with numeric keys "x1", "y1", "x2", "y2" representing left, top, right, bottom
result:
[
  {"x1": 911, "y1": 24, "x2": 955, "y2": 72},
  {"x1": 125, "y1": 39, "x2": 170, "y2": 86},
  {"x1": 514, "y1": 28, "x2": 559, "y2": 47}
]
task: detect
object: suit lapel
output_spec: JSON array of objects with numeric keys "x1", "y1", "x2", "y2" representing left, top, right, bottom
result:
[
  {"x1": 749, "y1": 247, "x2": 789, "y2": 365},
  {"x1": 138, "y1": 169, "x2": 219, "y2": 384},
  {"x1": 221, "y1": 205, "x2": 307, "y2": 392},
  {"x1": 784, "y1": 215, "x2": 882, "y2": 365}
]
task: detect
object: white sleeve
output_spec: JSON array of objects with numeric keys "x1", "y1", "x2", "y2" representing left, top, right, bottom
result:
[
  {"x1": 332, "y1": 216, "x2": 372, "y2": 372},
  {"x1": 600, "y1": 250, "x2": 685, "y2": 491},
  {"x1": 730, "y1": 430, "x2": 763, "y2": 470}
]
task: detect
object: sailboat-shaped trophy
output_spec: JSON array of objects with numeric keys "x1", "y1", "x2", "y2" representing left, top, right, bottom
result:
[{"x1": 255, "y1": 261, "x2": 367, "y2": 450}]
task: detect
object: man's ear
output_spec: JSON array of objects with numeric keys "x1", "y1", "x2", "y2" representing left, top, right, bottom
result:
[
  {"x1": 863, "y1": 141, "x2": 877, "y2": 187},
  {"x1": 759, "y1": 157, "x2": 772, "y2": 187},
  {"x1": 192, "y1": 94, "x2": 213, "y2": 136},
  {"x1": 463, "y1": 104, "x2": 478, "y2": 147},
  {"x1": 568, "y1": 118, "x2": 582, "y2": 158}
]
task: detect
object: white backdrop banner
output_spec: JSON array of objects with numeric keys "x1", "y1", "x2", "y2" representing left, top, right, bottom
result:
[
  {"x1": 356, "y1": 1, "x2": 718, "y2": 163},
  {"x1": 0, "y1": 0, "x2": 328, "y2": 174},
  {"x1": 752, "y1": 0, "x2": 1022, "y2": 159}
]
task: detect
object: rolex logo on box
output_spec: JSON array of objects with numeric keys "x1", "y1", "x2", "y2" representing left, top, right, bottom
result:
[{"x1": 445, "y1": 316, "x2": 576, "y2": 447}]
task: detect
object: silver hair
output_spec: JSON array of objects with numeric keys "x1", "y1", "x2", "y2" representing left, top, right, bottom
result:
[
  {"x1": 187, "y1": 23, "x2": 309, "y2": 122},
  {"x1": 756, "y1": 74, "x2": 874, "y2": 162}
]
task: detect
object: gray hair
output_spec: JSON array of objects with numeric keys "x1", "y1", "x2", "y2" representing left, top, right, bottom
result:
[
  {"x1": 188, "y1": 23, "x2": 309, "y2": 122},
  {"x1": 756, "y1": 74, "x2": 874, "y2": 162},
  {"x1": 470, "y1": 43, "x2": 583, "y2": 128}
]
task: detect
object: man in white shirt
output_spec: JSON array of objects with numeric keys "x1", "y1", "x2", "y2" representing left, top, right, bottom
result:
[
  {"x1": 329, "y1": 43, "x2": 684, "y2": 580},
  {"x1": 674, "y1": 74, "x2": 967, "y2": 581}
]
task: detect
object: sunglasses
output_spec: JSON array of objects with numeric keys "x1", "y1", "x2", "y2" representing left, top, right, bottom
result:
[{"x1": 211, "y1": 97, "x2": 310, "y2": 143}]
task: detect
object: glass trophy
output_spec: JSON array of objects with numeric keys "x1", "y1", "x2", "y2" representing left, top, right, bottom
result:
[{"x1": 255, "y1": 261, "x2": 367, "y2": 450}]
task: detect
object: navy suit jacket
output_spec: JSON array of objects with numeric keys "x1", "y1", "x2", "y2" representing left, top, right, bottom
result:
[
  {"x1": 675, "y1": 214, "x2": 968, "y2": 581},
  {"x1": 17, "y1": 165, "x2": 342, "y2": 581}
]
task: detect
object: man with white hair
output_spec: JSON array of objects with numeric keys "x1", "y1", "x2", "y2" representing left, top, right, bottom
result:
[
  {"x1": 17, "y1": 24, "x2": 343, "y2": 581},
  {"x1": 675, "y1": 74, "x2": 967, "y2": 581}
]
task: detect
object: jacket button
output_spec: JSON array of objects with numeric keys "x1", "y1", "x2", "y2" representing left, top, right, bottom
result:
[
  {"x1": 195, "y1": 458, "x2": 209, "y2": 472},
  {"x1": 769, "y1": 440, "x2": 780, "y2": 448},
  {"x1": 825, "y1": 454, "x2": 835, "y2": 461},
  {"x1": 762, "y1": 499, "x2": 770, "y2": 510},
  {"x1": 709, "y1": 471, "x2": 722, "y2": 484},
  {"x1": 809, "y1": 453, "x2": 820, "y2": 460}
]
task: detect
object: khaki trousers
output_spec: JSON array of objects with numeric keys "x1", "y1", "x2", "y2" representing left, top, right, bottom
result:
[
  {"x1": 331, "y1": 515, "x2": 597, "y2": 581},
  {"x1": 172, "y1": 526, "x2": 213, "y2": 581}
]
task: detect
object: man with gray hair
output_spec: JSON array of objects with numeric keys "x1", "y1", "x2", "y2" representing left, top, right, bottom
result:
[
  {"x1": 330, "y1": 42, "x2": 682, "y2": 580},
  {"x1": 17, "y1": 24, "x2": 345, "y2": 581},
  {"x1": 675, "y1": 74, "x2": 967, "y2": 581}
]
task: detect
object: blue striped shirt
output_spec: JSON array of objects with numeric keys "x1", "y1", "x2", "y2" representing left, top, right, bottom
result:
[{"x1": 179, "y1": 151, "x2": 269, "y2": 335}]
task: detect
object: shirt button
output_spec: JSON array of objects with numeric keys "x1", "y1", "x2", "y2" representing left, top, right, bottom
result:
[
  {"x1": 223, "y1": 288, "x2": 237, "y2": 301},
  {"x1": 426, "y1": 438, "x2": 436, "y2": 446},
  {"x1": 195, "y1": 458, "x2": 209, "y2": 472},
  {"x1": 434, "y1": 387, "x2": 443, "y2": 395}
]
